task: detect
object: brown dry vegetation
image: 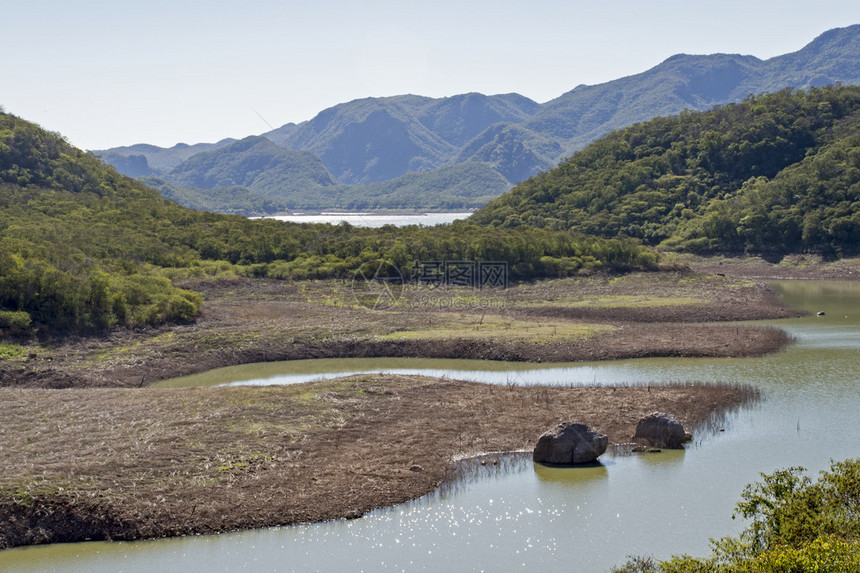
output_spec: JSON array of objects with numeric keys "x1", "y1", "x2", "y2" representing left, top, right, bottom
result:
[
  {"x1": 0, "y1": 375, "x2": 757, "y2": 549},
  {"x1": 0, "y1": 272, "x2": 799, "y2": 389},
  {"x1": 685, "y1": 254, "x2": 860, "y2": 280}
]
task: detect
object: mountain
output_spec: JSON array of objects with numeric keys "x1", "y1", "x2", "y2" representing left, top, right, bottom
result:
[
  {"x1": 471, "y1": 85, "x2": 860, "y2": 256},
  {"x1": 165, "y1": 135, "x2": 338, "y2": 196},
  {"x1": 335, "y1": 162, "x2": 510, "y2": 211},
  {"x1": 92, "y1": 138, "x2": 237, "y2": 176},
  {"x1": 95, "y1": 25, "x2": 860, "y2": 213},
  {"x1": 462, "y1": 24, "x2": 860, "y2": 170},
  {"x1": 268, "y1": 93, "x2": 539, "y2": 185}
]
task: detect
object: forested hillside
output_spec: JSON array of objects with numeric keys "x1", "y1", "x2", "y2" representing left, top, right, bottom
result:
[
  {"x1": 0, "y1": 113, "x2": 657, "y2": 335},
  {"x1": 472, "y1": 86, "x2": 860, "y2": 256}
]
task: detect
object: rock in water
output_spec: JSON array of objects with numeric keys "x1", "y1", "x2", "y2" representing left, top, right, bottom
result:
[
  {"x1": 533, "y1": 422, "x2": 608, "y2": 464},
  {"x1": 634, "y1": 412, "x2": 687, "y2": 449}
]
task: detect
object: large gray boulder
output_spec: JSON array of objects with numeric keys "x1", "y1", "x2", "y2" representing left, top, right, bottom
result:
[
  {"x1": 633, "y1": 412, "x2": 687, "y2": 449},
  {"x1": 533, "y1": 422, "x2": 608, "y2": 464}
]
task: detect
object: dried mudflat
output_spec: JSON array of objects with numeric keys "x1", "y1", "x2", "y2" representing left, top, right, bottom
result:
[
  {"x1": 0, "y1": 269, "x2": 805, "y2": 549},
  {"x1": 0, "y1": 375, "x2": 756, "y2": 549},
  {"x1": 1, "y1": 271, "x2": 798, "y2": 389}
]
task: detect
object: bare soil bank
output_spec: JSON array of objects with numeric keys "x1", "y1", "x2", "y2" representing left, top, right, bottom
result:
[
  {"x1": 686, "y1": 254, "x2": 860, "y2": 280},
  {"x1": 0, "y1": 272, "x2": 798, "y2": 389},
  {"x1": 0, "y1": 375, "x2": 757, "y2": 550}
]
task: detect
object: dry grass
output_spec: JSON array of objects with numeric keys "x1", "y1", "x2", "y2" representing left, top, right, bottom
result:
[
  {"x1": 684, "y1": 254, "x2": 860, "y2": 280},
  {"x1": 0, "y1": 272, "x2": 800, "y2": 389},
  {"x1": 378, "y1": 313, "x2": 614, "y2": 341},
  {"x1": 0, "y1": 374, "x2": 757, "y2": 549}
]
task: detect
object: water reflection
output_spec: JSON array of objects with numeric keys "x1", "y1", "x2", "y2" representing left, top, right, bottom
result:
[
  {"x1": 629, "y1": 448, "x2": 686, "y2": 468},
  {"x1": 533, "y1": 460, "x2": 610, "y2": 484}
]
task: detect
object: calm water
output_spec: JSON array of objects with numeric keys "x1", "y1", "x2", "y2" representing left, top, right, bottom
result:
[
  {"x1": 3, "y1": 280, "x2": 859, "y2": 572},
  {"x1": 259, "y1": 212, "x2": 469, "y2": 228}
]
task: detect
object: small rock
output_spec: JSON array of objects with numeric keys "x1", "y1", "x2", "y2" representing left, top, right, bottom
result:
[
  {"x1": 633, "y1": 412, "x2": 687, "y2": 449},
  {"x1": 533, "y1": 422, "x2": 608, "y2": 464},
  {"x1": 632, "y1": 446, "x2": 662, "y2": 453}
]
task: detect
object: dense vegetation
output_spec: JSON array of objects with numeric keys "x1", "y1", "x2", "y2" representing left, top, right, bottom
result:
[
  {"x1": 615, "y1": 459, "x2": 860, "y2": 572},
  {"x1": 472, "y1": 86, "x2": 860, "y2": 256},
  {"x1": 144, "y1": 177, "x2": 287, "y2": 216},
  {"x1": 97, "y1": 25, "x2": 860, "y2": 213},
  {"x1": 0, "y1": 112, "x2": 657, "y2": 335}
]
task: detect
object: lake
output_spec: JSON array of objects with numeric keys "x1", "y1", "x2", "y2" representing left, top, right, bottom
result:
[
  {"x1": 258, "y1": 212, "x2": 470, "y2": 228},
  {"x1": 3, "y1": 280, "x2": 859, "y2": 572}
]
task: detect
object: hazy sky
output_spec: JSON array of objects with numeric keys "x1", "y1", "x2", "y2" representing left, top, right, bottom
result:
[{"x1": 3, "y1": 0, "x2": 858, "y2": 150}]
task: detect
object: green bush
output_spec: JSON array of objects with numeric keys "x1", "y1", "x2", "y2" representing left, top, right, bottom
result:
[
  {"x1": 615, "y1": 459, "x2": 860, "y2": 572},
  {"x1": 0, "y1": 310, "x2": 32, "y2": 334}
]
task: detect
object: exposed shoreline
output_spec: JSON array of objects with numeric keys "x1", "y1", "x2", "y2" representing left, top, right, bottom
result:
[
  {"x1": 0, "y1": 266, "x2": 830, "y2": 551},
  {"x1": 0, "y1": 377, "x2": 757, "y2": 551},
  {"x1": 0, "y1": 271, "x2": 800, "y2": 390}
]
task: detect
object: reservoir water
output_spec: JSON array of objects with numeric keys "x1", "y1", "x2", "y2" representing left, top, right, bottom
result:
[
  {"x1": 3, "y1": 280, "x2": 859, "y2": 572},
  {"x1": 258, "y1": 212, "x2": 469, "y2": 228}
]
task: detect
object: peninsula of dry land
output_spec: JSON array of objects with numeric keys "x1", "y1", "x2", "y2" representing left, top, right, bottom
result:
[
  {"x1": 0, "y1": 376, "x2": 756, "y2": 549},
  {"x1": 1, "y1": 271, "x2": 798, "y2": 389}
]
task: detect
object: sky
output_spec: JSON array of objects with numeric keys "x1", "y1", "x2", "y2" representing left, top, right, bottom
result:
[{"x1": 2, "y1": 0, "x2": 858, "y2": 151}]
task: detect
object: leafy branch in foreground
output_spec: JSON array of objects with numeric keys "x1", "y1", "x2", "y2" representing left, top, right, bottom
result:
[{"x1": 614, "y1": 458, "x2": 860, "y2": 572}]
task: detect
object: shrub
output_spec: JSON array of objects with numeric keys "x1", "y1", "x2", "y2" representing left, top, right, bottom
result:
[
  {"x1": 615, "y1": 459, "x2": 860, "y2": 572},
  {"x1": 0, "y1": 310, "x2": 32, "y2": 334}
]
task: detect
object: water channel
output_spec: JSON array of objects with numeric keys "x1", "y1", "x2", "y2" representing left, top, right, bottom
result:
[{"x1": 2, "y1": 280, "x2": 859, "y2": 572}]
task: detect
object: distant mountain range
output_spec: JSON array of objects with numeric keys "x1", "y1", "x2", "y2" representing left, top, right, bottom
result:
[{"x1": 94, "y1": 24, "x2": 860, "y2": 214}]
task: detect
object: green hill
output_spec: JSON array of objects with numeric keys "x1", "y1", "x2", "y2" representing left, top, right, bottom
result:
[
  {"x1": 142, "y1": 177, "x2": 287, "y2": 216},
  {"x1": 165, "y1": 135, "x2": 338, "y2": 196},
  {"x1": 92, "y1": 139, "x2": 237, "y2": 173},
  {"x1": 471, "y1": 86, "x2": 860, "y2": 256},
  {"x1": 152, "y1": 160, "x2": 509, "y2": 214},
  {"x1": 336, "y1": 162, "x2": 510, "y2": 211}
]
